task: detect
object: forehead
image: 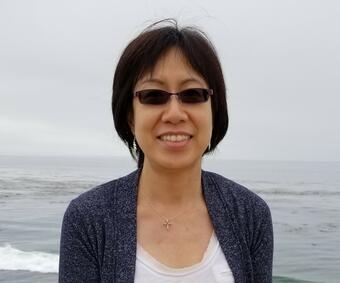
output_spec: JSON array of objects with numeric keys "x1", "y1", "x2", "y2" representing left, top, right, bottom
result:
[{"x1": 136, "y1": 47, "x2": 207, "y2": 88}]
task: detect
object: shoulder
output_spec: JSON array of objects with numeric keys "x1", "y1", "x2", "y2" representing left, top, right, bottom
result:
[
  {"x1": 202, "y1": 170, "x2": 271, "y2": 221},
  {"x1": 65, "y1": 169, "x2": 139, "y2": 221},
  {"x1": 203, "y1": 170, "x2": 273, "y2": 250}
]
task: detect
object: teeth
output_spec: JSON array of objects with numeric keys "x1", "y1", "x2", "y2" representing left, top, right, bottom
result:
[{"x1": 160, "y1": 135, "x2": 191, "y2": 142}]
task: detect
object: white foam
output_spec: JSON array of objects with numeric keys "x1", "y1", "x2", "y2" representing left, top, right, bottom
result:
[{"x1": 0, "y1": 244, "x2": 59, "y2": 273}]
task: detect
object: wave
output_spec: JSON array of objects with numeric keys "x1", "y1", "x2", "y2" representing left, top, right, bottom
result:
[
  {"x1": 0, "y1": 244, "x2": 58, "y2": 273},
  {"x1": 0, "y1": 245, "x2": 325, "y2": 282}
]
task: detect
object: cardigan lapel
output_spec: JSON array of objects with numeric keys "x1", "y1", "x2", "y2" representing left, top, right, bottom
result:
[
  {"x1": 114, "y1": 169, "x2": 140, "y2": 283},
  {"x1": 113, "y1": 169, "x2": 246, "y2": 282},
  {"x1": 202, "y1": 170, "x2": 246, "y2": 283}
]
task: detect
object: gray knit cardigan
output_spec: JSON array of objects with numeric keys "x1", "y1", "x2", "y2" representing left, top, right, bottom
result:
[{"x1": 59, "y1": 169, "x2": 273, "y2": 283}]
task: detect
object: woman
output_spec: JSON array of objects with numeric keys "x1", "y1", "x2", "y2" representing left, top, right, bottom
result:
[{"x1": 59, "y1": 19, "x2": 273, "y2": 283}]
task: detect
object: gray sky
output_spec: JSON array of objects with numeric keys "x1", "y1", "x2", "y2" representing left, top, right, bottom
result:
[{"x1": 1, "y1": 0, "x2": 339, "y2": 161}]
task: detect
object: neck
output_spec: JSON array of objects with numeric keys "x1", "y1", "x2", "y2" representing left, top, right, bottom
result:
[{"x1": 138, "y1": 158, "x2": 203, "y2": 207}]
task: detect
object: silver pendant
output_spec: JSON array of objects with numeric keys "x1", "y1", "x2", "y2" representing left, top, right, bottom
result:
[{"x1": 163, "y1": 219, "x2": 172, "y2": 231}]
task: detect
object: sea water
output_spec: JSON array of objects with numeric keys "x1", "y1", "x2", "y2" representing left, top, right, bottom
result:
[{"x1": 0, "y1": 156, "x2": 339, "y2": 283}]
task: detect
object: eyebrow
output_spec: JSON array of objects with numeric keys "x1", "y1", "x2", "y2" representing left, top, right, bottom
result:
[{"x1": 140, "y1": 77, "x2": 205, "y2": 87}]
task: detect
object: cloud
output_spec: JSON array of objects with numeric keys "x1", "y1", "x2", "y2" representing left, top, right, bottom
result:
[{"x1": 0, "y1": 116, "x2": 127, "y2": 156}]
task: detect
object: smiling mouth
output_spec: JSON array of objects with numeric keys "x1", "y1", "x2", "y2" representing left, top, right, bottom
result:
[{"x1": 158, "y1": 134, "x2": 192, "y2": 142}]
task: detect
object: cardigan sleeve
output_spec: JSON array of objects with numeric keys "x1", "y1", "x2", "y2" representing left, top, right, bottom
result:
[
  {"x1": 59, "y1": 200, "x2": 100, "y2": 283},
  {"x1": 251, "y1": 200, "x2": 274, "y2": 283}
]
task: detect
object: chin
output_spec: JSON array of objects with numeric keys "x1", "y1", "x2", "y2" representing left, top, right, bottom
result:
[{"x1": 149, "y1": 155, "x2": 202, "y2": 172}]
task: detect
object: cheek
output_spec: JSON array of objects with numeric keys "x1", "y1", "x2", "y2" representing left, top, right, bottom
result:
[
  {"x1": 202, "y1": 105, "x2": 213, "y2": 129},
  {"x1": 132, "y1": 107, "x2": 157, "y2": 136},
  {"x1": 203, "y1": 107, "x2": 213, "y2": 140},
  {"x1": 128, "y1": 113, "x2": 135, "y2": 135}
]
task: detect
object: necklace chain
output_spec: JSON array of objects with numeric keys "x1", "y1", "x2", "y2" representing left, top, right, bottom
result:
[{"x1": 140, "y1": 192, "x2": 199, "y2": 231}]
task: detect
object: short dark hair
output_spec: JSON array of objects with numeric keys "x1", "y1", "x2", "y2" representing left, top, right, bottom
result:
[{"x1": 112, "y1": 19, "x2": 228, "y2": 167}]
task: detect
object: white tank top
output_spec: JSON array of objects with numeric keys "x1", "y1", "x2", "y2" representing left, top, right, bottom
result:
[{"x1": 135, "y1": 231, "x2": 235, "y2": 283}]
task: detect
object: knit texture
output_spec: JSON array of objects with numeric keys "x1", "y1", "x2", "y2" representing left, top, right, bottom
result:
[{"x1": 59, "y1": 169, "x2": 273, "y2": 283}]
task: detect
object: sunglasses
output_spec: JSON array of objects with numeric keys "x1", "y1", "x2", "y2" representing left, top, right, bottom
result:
[{"x1": 134, "y1": 88, "x2": 213, "y2": 105}]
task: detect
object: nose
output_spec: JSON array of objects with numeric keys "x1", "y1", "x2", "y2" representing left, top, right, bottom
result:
[{"x1": 161, "y1": 95, "x2": 188, "y2": 124}]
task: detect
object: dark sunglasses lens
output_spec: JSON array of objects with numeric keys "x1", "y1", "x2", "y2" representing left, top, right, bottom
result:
[
  {"x1": 180, "y1": 89, "x2": 208, "y2": 103},
  {"x1": 139, "y1": 90, "x2": 169, "y2": 105}
]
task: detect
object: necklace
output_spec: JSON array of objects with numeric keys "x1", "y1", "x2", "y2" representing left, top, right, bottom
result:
[{"x1": 140, "y1": 195, "x2": 199, "y2": 231}]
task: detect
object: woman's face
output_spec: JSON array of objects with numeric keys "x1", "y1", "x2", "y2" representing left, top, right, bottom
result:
[{"x1": 131, "y1": 47, "x2": 213, "y2": 171}]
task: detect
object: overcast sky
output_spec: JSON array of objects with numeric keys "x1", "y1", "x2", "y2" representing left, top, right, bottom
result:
[{"x1": 1, "y1": 0, "x2": 339, "y2": 161}]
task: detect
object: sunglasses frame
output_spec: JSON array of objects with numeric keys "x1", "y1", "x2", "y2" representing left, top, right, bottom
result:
[{"x1": 134, "y1": 88, "x2": 214, "y2": 105}]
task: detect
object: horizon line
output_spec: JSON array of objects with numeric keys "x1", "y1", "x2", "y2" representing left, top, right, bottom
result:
[{"x1": 0, "y1": 154, "x2": 339, "y2": 163}]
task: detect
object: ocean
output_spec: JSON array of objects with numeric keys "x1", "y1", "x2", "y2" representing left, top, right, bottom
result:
[{"x1": 0, "y1": 156, "x2": 339, "y2": 283}]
